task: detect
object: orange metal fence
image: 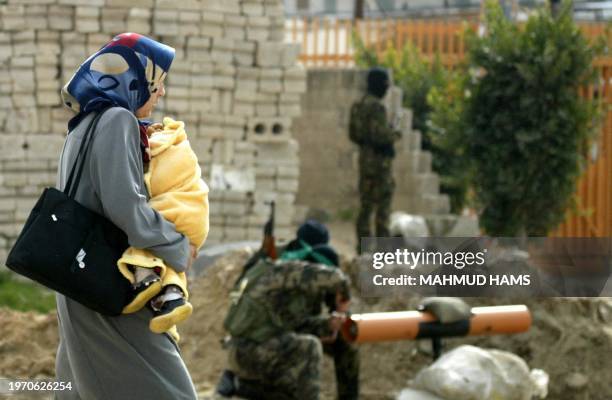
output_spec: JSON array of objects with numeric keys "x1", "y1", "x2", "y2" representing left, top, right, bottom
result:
[{"x1": 286, "y1": 17, "x2": 611, "y2": 237}]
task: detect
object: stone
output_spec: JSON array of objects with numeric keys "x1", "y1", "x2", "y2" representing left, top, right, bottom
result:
[{"x1": 565, "y1": 372, "x2": 588, "y2": 389}]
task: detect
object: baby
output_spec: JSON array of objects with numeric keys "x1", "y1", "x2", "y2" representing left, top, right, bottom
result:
[{"x1": 117, "y1": 117, "x2": 209, "y2": 341}]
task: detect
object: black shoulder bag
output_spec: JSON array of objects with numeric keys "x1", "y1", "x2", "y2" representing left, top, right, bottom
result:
[{"x1": 6, "y1": 109, "x2": 134, "y2": 316}]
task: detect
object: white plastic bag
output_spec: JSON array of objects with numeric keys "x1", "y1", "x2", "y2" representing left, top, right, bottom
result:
[
  {"x1": 410, "y1": 345, "x2": 548, "y2": 400},
  {"x1": 389, "y1": 212, "x2": 429, "y2": 249},
  {"x1": 397, "y1": 388, "x2": 445, "y2": 400}
]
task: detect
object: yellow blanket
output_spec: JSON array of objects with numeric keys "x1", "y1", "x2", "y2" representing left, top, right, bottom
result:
[{"x1": 117, "y1": 117, "x2": 209, "y2": 292}]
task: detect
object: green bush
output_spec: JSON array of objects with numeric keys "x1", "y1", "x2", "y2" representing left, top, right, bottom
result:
[
  {"x1": 427, "y1": 72, "x2": 473, "y2": 213},
  {"x1": 353, "y1": 35, "x2": 470, "y2": 212},
  {"x1": 0, "y1": 271, "x2": 56, "y2": 313},
  {"x1": 452, "y1": 0, "x2": 602, "y2": 235}
]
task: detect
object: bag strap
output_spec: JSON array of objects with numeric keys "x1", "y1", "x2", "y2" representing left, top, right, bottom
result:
[{"x1": 64, "y1": 108, "x2": 110, "y2": 199}]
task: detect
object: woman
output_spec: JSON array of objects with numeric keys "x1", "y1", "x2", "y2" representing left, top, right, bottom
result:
[{"x1": 54, "y1": 33, "x2": 198, "y2": 400}]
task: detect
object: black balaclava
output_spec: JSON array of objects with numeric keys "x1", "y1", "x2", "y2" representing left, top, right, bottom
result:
[{"x1": 367, "y1": 67, "x2": 390, "y2": 99}]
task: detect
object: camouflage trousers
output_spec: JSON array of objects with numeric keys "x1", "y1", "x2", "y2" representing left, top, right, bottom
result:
[
  {"x1": 229, "y1": 333, "x2": 322, "y2": 400},
  {"x1": 356, "y1": 169, "x2": 394, "y2": 250},
  {"x1": 323, "y1": 334, "x2": 360, "y2": 400}
]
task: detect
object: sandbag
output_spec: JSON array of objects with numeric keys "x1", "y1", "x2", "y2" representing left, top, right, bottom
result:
[{"x1": 410, "y1": 345, "x2": 548, "y2": 400}]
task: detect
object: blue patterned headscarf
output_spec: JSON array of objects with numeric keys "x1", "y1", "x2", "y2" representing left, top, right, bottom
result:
[{"x1": 62, "y1": 33, "x2": 175, "y2": 136}]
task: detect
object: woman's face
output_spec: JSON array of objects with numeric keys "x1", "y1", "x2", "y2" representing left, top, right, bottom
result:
[{"x1": 136, "y1": 82, "x2": 165, "y2": 119}]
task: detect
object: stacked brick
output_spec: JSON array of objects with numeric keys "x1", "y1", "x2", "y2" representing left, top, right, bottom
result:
[{"x1": 0, "y1": 0, "x2": 305, "y2": 263}]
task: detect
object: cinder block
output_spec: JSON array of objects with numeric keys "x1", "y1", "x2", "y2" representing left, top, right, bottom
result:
[
  {"x1": 48, "y1": 5, "x2": 74, "y2": 30},
  {"x1": 101, "y1": 8, "x2": 128, "y2": 34},
  {"x1": 76, "y1": 18, "x2": 100, "y2": 33},
  {"x1": 242, "y1": 2, "x2": 264, "y2": 16},
  {"x1": 24, "y1": 5, "x2": 48, "y2": 29},
  {"x1": 278, "y1": 104, "x2": 302, "y2": 118},
  {"x1": 225, "y1": 226, "x2": 247, "y2": 241},
  {"x1": 106, "y1": 0, "x2": 153, "y2": 6},
  {"x1": 281, "y1": 43, "x2": 301, "y2": 67},
  {"x1": 1, "y1": 5, "x2": 25, "y2": 31},
  {"x1": 219, "y1": 0, "x2": 241, "y2": 13},
  {"x1": 259, "y1": 79, "x2": 282, "y2": 94},
  {"x1": 255, "y1": 103, "x2": 277, "y2": 117},
  {"x1": 222, "y1": 201, "x2": 248, "y2": 217},
  {"x1": 264, "y1": 3, "x2": 284, "y2": 17},
  {"x1": 211, "y1": 49, "x2": 233, "y2": 65},
  {"x1": 283, "y1": 78, "x2": 307, "y2": 94},
  {"x1": 58, "y1": 0, "x2": 104, "y2": 5},
  {"x1": 157, "y1": 0, "x2": 201, "y2": 10},
  {"x1": 247, "y1": 27, "x2": 269, "y2": 42},
  {"x1": 255, "y1": 165, "x2": 276, "y2": 179},
  {"x1": 200, "y1": 21, "x2": 223, "y2": 38},
  {"x1": 37, "y1": 91, "x2": 61, "y2": 106},
  {"x1": 187, "y1": 36, "x2": 211, "y2": 49},
  {"x1": 201, "y1": 10, "x2": 224, "y2": 24},
  {"x1": 276, "y1": 178, "x2": 299, "y2": 193},
  {"x1": 126, "y1": 20, "x2": 151, "y2": 35},
  {"x1": 233, "y1": 102, "x2": 255, "y2": 117},
  {"x1": 283, "y1": 66, "x2": 307, "y2": 80},
  {"x1": 247, "y1": 117, "x2": 291, "y2": 143},
  {"x1": 224, "y1": 26, "x2": 245, "y2": 40}
]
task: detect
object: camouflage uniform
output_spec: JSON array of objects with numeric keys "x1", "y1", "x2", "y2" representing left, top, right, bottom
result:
[
  {"x1": 350, "y1": 93, "x2": 401, "y2": 245},
  {"x1": 226, "y1": 259, "x2": 352, "y2": 400}
]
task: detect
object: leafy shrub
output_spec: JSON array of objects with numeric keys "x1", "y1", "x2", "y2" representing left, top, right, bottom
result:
[{"x1": 454, "y1": 0, "x2": 602, "y2": 235}]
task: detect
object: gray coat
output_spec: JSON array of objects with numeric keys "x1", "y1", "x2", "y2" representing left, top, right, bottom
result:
[{"x1": 54, "y1": 108, "x2": 198, "y2": 400}]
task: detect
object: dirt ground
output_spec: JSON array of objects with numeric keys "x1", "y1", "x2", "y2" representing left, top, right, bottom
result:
[{"x1": 1, "y1": 246, "x2": 611, "y2": 400}]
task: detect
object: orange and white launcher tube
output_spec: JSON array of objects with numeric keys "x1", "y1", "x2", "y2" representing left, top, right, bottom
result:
[{"x1": 341, "y1": 305, "x2": 531, "y2": 343}]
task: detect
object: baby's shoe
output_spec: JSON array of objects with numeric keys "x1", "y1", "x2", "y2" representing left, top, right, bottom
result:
[
  {"x1": 149, "y1": 298, "x2": 193, "y2": 334},
  {"x1": 123, "y1": 275, "x2": 162, "y2": 314}
]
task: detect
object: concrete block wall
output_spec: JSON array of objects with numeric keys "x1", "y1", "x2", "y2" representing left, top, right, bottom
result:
[
  {"x1": 0, "y1": 0, "x2": 306, "y2": 263},
  {"x1": 293, "y1": 68, "x2": 450, "y2": 217}
]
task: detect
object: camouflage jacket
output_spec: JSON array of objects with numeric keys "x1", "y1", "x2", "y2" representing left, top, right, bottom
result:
[
  {"x1": 228, "y1": 259, "x2": 350, "y2": 340},
  {"x1": 349, "y1": 94, "x2": 401, "y2": 161}
]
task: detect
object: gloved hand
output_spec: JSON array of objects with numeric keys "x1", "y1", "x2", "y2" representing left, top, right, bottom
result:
[{"x1": 417, "y1": 297, "x2": 471, "y2": 324}]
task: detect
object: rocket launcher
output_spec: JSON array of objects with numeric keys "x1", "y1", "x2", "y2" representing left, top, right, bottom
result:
[{"x1": 341, "y1": 305, "x2": 531, "y2": 359}]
